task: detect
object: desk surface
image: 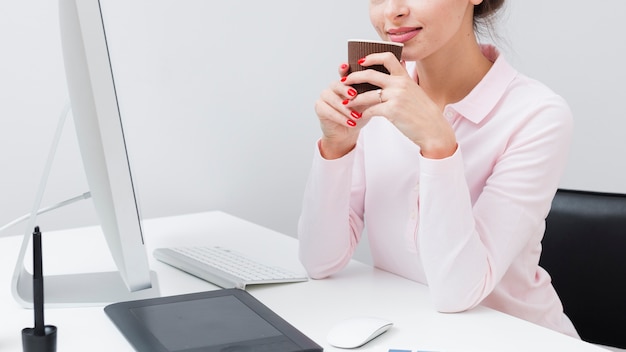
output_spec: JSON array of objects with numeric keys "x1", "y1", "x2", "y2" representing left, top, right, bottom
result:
[{"x1": 0, "y1": 211, "x2": 608, "y2": 351}]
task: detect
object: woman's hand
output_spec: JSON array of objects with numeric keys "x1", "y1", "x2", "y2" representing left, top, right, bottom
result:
[
  {"x1": 314, "y1": 63, "x2": 375, "y2": 159},
  {"x1": 345, "y1": 52, "x2": 458, "y2": 159}
]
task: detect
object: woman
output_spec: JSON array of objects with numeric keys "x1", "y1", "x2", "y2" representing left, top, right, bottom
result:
[{"x1": 298, "y1": 0, "x2": 579, "y2": 338}]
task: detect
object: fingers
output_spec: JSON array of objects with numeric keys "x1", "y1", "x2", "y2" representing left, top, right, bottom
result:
[
  {"x1": 359, "y1": 52, "x2": 405, "y2": 76},
  {"x1": 318, "y1": 57, "x2": 394, "y2": 130},
  {"x1": 338, "y1": 62, "x2": 350, "y2": 77},
  {"x1": 316, "y1": 83, "x2": 364, "y2": 128},
  {"x1": 315, "y1": 94, "x2": 351, "y2": 128},
  {"x1": 342, "y1": 52, "x2": 407, "y2": 91}
]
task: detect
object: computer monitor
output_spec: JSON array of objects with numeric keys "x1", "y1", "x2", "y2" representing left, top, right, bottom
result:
[{"x1": 11, "y1": 0, "x2": 159, "y2": 307}]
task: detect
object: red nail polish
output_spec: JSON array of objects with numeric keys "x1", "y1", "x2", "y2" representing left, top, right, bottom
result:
[
  {"x1": 347, "y1": 88, "x2": 357, "y2": 97},
  {"x1": 341, "y1": 76, "x2": 347, "y2": 82},
  {"x1": 342, "y1": 99, "x2": 350, "y2": 105},
  {"x1": 347, "y1": 119, "x2": 356, "y2": 127},
  {"x1": 340, "y1": 63, "x2": 348, "y2": 69},
  {"x1": 358, "y1": 57, "x2": 366, "y2": 65},
  {"x1": 351, "y1": 111, "x2": 362, "y2": 119}
]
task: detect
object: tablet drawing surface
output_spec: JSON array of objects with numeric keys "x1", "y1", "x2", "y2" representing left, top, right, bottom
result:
[{"x1": 105, "y1": 289, "x2": 323, "y2": 352}]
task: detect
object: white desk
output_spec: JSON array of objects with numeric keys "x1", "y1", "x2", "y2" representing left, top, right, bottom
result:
[{"x1": 0, "y1": 211, "x2": 609, "y2": 351}]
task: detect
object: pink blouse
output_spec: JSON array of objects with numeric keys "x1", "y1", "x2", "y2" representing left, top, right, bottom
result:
[{"x1": 298, "y1": 45, "x2": 579, "y2": 338}]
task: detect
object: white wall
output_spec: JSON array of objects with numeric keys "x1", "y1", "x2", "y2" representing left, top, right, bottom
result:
[
  {"x1": 0, "y1": 0, "x2": 375, "y2": 238},
  {"x1": 502, "y1": 1, "x2": 626, "y2": 193},
  {"x1": 1, "y1": 1, "x2": 625, "y2": 247}
]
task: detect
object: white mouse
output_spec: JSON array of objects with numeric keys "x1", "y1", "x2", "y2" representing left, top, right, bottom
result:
[{"x1": 326, "y1": 316, "x2": 393, "y2": 349}]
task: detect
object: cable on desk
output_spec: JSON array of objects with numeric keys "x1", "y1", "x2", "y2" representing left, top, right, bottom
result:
[{"x1": 0, "y1": 191, "x2": 91, "y2": 237}]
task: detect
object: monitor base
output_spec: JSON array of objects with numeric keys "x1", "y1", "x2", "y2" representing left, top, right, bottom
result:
[{"x1": 12, "y1": 266, "x2": 160, "y2": 308}]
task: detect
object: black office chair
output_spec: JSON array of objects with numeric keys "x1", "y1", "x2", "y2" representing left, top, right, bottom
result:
[{"x1": 539, "y1": 188, "x2": 626, "y2": 349}]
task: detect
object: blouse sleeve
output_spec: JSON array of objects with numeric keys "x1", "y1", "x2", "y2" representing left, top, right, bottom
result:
[
  {"x1": 417, "y1": 94, "x2": 573, "y2": 312},
  {"x1": 297, "y1": 140, "x2": 366, "y2": 279}
]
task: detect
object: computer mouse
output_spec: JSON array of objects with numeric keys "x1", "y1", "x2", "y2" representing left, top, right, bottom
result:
[{"x1": 326, "y1": 316, "x2": 393, "y2": 349}]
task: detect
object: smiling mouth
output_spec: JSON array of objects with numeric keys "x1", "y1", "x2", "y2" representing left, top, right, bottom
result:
[
  {"x1": 387, "y1": 28, "x2": 422, "y2": 43},
  {"x1": 388, "y1": 27, "x2": 422, "y2": 35}
]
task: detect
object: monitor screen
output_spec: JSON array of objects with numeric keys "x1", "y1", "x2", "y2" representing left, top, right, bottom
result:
[
  {"x1": 59, "y1": 0, "x2": 152, "y2": 291},
  {"x1": 11, "y1": 0, "x2": 159, "y2": 307}
]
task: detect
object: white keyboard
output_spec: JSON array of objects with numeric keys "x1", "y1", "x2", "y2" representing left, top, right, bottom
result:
[{"x1": 153, "y1": 246, "x2": 308, "y2": 289}]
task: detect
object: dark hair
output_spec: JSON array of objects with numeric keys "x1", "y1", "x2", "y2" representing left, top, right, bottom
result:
[
  {"x1": 474, "y1": 0, "x2": 505, "y2": 20},
  {"x1": 473, "y1": 0, "x2": 505, "y2": 37}
]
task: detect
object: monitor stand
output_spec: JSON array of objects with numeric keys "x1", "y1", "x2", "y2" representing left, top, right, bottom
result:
[
  {"x1": 11, "y1": 103, "x2": 160, "y2": 308},
  {"x1": 13, "y1": 267, "x2": 160, "y2": 308}
]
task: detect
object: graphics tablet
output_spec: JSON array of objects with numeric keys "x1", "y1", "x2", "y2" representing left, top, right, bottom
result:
[{"x1": 104, "y1": 288, "x2": 323, "y2": 352}]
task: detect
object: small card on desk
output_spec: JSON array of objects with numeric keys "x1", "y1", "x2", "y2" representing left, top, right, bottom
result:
[{"x1": 104, "y1": 288, "x2": 322, "y2": 352}]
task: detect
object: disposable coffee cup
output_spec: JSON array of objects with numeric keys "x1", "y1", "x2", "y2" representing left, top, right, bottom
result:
[{"x1": 347, "y1": 39, "x2": 403, "y2": 93}]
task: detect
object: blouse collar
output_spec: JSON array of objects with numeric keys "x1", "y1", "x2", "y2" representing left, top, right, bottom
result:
[
  {"x1": 405, "y1": 45, "x2": 518, "y2": 125},
  {"x1": 447, "y1": 45, "x2": 518, "y2": 124}
]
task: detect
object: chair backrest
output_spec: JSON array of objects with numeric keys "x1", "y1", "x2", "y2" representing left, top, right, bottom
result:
[{"x1": 539, "y1": 188, "x2": 626, "y2": 348}]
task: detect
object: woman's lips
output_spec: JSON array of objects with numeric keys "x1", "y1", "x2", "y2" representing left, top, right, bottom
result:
[{"x1": 387, "y1": 28, "x2": 421, "y2": 43}]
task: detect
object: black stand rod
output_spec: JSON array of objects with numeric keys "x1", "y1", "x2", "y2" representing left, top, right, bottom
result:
[{"x1": 22, "y1": 226, "x2": 57, "y2": 352}]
